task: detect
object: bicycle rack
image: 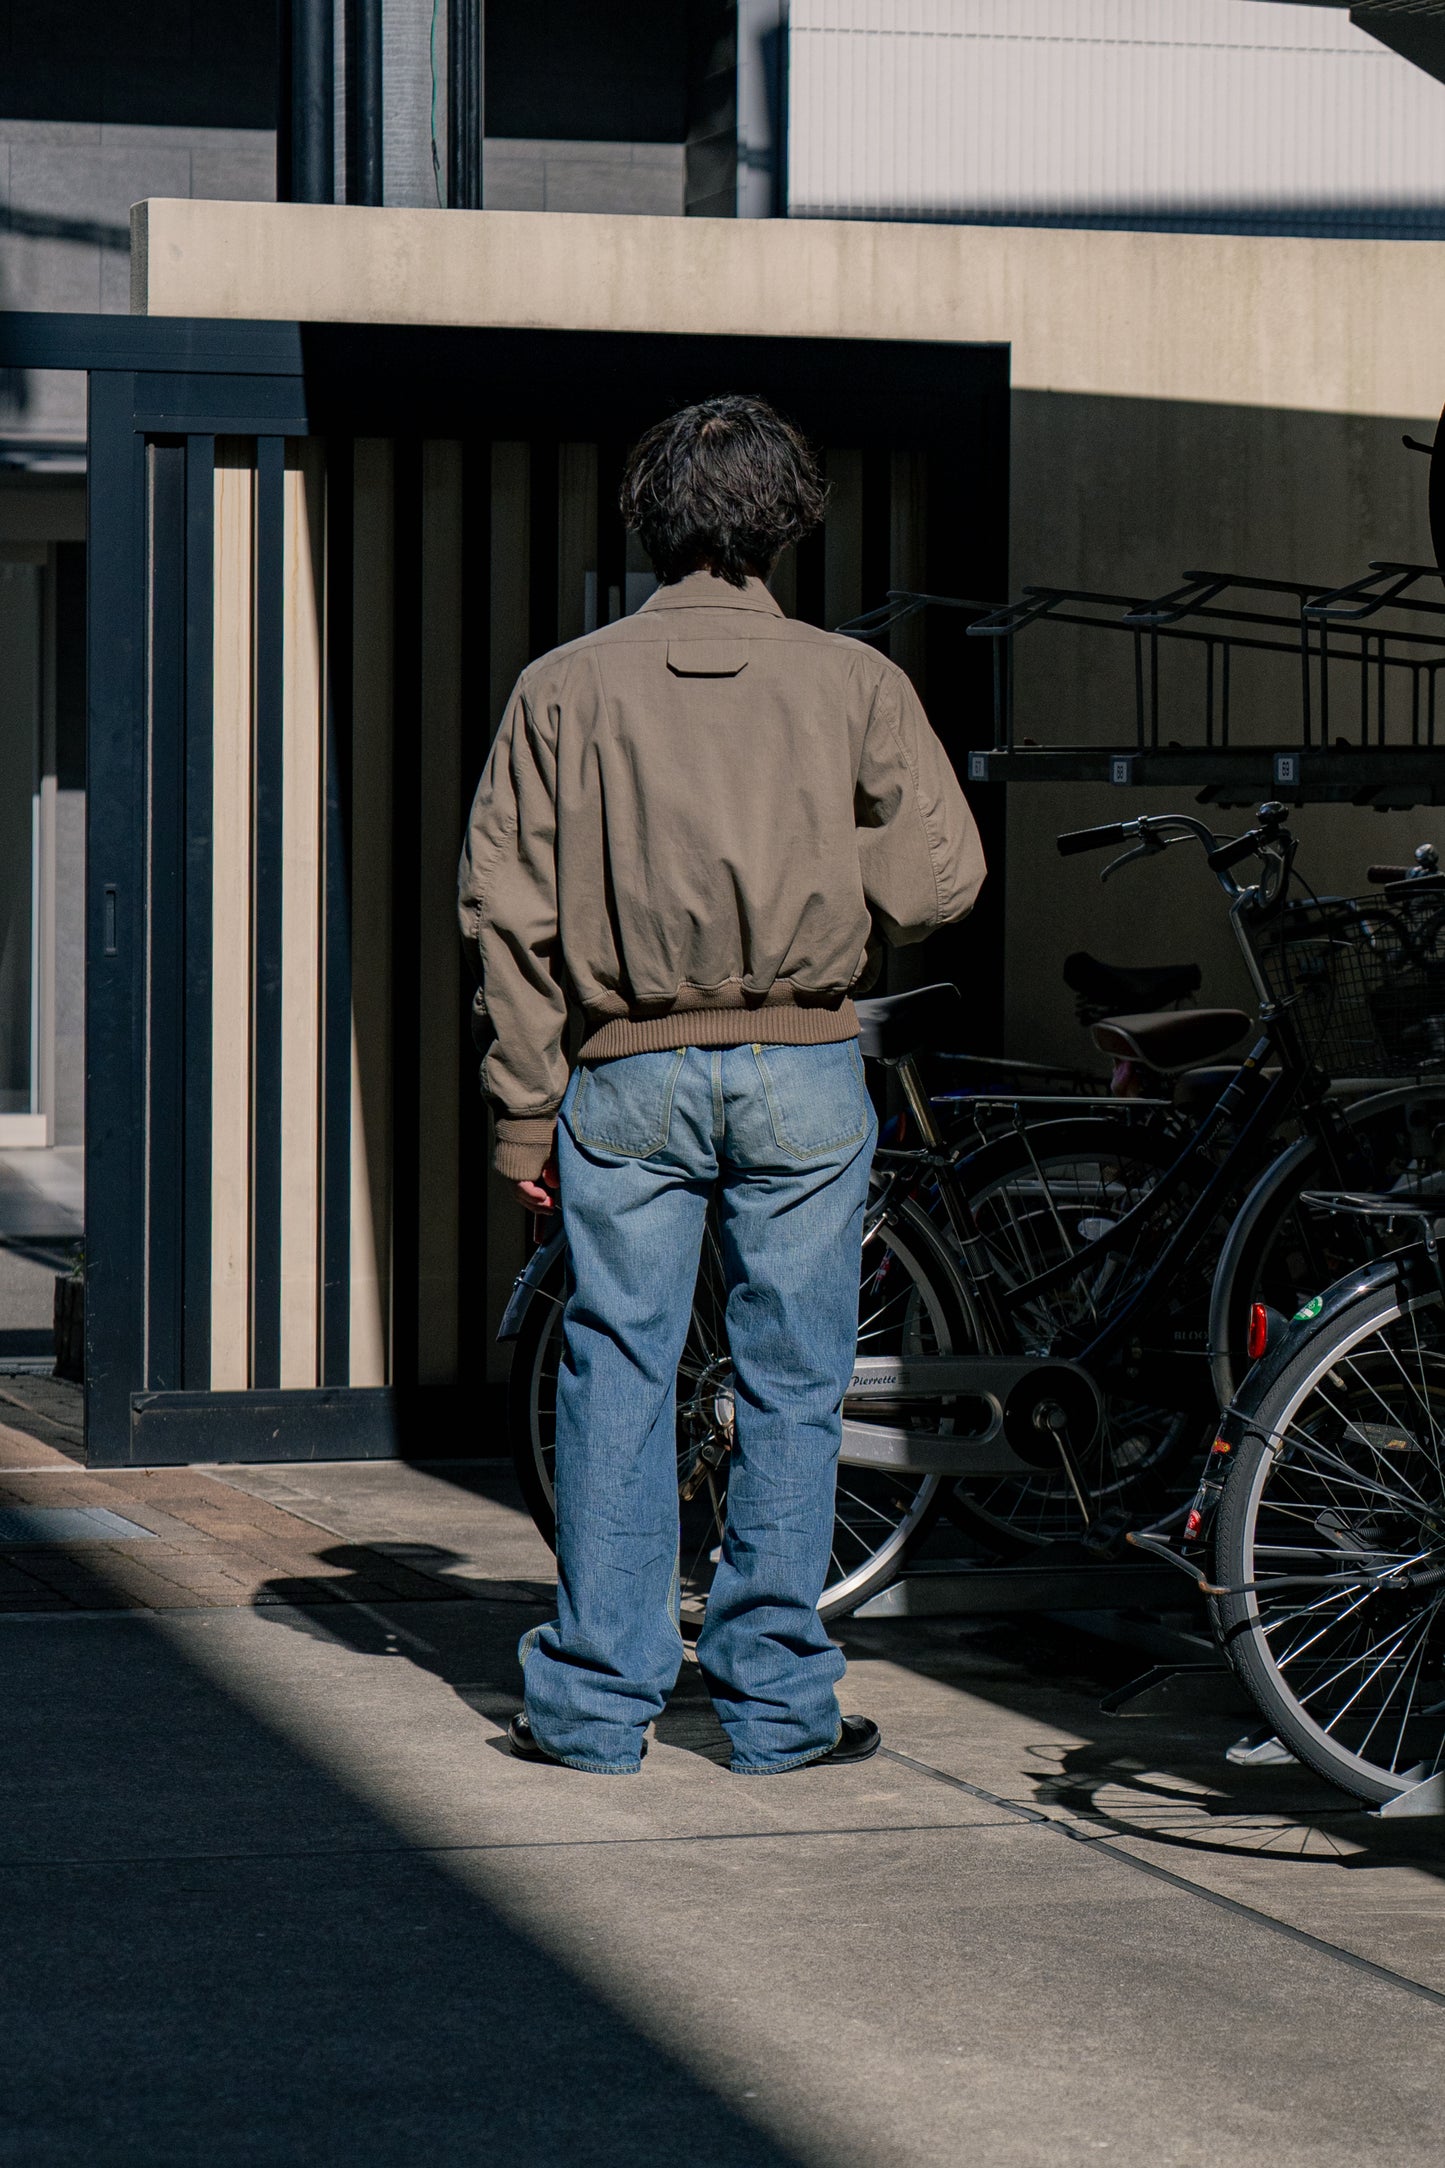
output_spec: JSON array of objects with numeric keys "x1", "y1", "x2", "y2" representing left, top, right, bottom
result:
[{"x1": 843, "y1": 562, "x2": 1445, "y2": 808}]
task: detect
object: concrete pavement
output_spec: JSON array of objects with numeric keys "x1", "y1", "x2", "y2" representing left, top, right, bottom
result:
[{"x1": 1, "y1": 1452, "x2": 1442, "y2": 2165}]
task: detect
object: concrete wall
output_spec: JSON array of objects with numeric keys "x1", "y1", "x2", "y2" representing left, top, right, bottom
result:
[
  {"x1": 132, "y1": 200, "x2": 1445, "y2": 1063},
  {"x1": 130, "y1": 202, "x2": 1445, "y2": 421}
]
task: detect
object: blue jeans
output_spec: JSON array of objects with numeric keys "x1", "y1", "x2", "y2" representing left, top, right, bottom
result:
[{"x1": 520, "y1": 1039, "x2": 877, "y2": 1774}]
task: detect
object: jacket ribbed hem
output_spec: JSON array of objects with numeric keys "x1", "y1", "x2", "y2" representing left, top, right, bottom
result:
[
  {"x1": 494, "y1": 1115, "x2": 558, "y2": 1184},
  {"x1": 578, "y1": 998, "x2": 859, "y2": 1063}
]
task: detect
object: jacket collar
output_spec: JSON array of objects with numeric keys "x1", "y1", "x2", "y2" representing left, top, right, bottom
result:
[{"x1": 638, "y1": 569, "x2": 784, "y2": 618}]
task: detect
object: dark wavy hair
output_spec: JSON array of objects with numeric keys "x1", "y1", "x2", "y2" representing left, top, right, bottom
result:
[{"x1": 619, "y1": 395, "x2": 828, "y2": 587}]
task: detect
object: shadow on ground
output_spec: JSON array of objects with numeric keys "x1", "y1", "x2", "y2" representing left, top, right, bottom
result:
[
  {"x1": 257, "y1": 1540, "x2": 735, "y2": 1766},
  {"x1": 0, "y1": 1593, "x2": 803, "y2": 2168}
]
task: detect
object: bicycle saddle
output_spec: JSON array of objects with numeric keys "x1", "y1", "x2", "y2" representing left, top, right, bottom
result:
[
  {"x1": 1092, "y1": 1008, "x2": 1251, "y2": 1071},
  {"x1": 855, "y1": 982, "x2": 964, "y2": 1062},
  {"x1": 1063, "y1": 951, "x2": 1202, "y2": 1012}
]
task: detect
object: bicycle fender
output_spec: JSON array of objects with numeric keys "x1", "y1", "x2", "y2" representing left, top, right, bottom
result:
[
  {"x1": 1207, "y1": 1132, "x2": 1318, "y2": 1406},
  {"x1": 497, "y1": 1228, "x2": 567, "y2": 1342},
  {"x1": 1219, "y1": 1253, "x2": 1406, "y2": 1436},
  {"x1": 1209, "y1": 1081, "x2": 1445, "y2": 1404}
]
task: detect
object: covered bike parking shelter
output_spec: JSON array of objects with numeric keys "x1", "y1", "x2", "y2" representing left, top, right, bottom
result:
[{"x1": 0, "y1": 306, "x2": 1008, "y2": 1467}]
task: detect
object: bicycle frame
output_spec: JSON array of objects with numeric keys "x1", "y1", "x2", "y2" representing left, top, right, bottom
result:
[{"x1": 893, "y1": 805, "x2": 1378, "y2": 1406}]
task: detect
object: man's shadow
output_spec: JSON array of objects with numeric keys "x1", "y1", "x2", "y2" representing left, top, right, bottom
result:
[{"x1": 253, "y1": 1543, "x2": 732, "y2": 1764}]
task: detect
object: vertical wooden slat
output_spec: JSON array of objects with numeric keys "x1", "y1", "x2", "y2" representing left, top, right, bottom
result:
[
  {"x1": 416, "y1": 439, "x2": 463, "y2": 1386},
  {"x1": 349, "y1": 438, "x2": 394, "y2": 1386},
  {"x1": 279, "y1": 441, "x2": 326, "y2": 1388},
  {"x1": 455, "y1": 434, "x2": 493, "y2": 1406},
  {"x1": 210, "y1": 442, "x2": 255, "y2": 1389},
  {"x1": 320, "y1": 440, "x2": 354, "y2": 1388},
  {"x1": 182, "y1": 434, "x2": 215, "y2": 1388},
  {"x1": 528, "y1": 439, "x2": 560, "y2": 657},
  {"x1": 823, "y1": 449, "x2": 863, "y2": 632},
  {"x1": 769, "y1": 543, "x2": 797, "y2": 618},
  {"x1": 389, "y1": 439, "x2": 423, "y2": 1393},
  {"x1": 251, "y1": 436, "x2": 286, "y2": 1388},
  {"x1": 489, "y1": 441, "x2": 531, "y2": 714},
  {"x1": 556, "y1": 442, "x2": 597, "y2": 645},
  {"x1": 595, "y1": 439, "x2": 627, "y2": 632},
  {"x1": 146, "y1": 441, "x2": 187, "y2": 1392},
  {"x1": 484, "y1": 439, "x2": 532, "y2": 1380},
  {"x1": 889, "y1": 449, "x2": 928, "y2": 691},
  {"x1": 793, "y1": 518, "x2": 826, "y2": 628}
]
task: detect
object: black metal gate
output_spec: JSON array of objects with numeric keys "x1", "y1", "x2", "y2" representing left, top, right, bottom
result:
[{"x1": 2, "y1": 314, "x2": 1009, "y2": 1465}]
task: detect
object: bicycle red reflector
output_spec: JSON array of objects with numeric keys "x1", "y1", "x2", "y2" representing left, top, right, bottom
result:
[
  {"x1": 1184, "y1": 1508, "x2": 1203, "y2": 1542},
  {"x1": 1247, "y1": 1304, "x2": 1270, "y2": 1362}
]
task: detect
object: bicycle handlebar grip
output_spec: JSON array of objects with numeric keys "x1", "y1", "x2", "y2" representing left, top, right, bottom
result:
[
  {"x1": 1206, "y1": 832, "x2": 1262, "y2": 874},
  {"x1": 1056, "y1": 823, "x2": 1129, "y2": 857},
  {"x1": 1367, "y1": 865, "x2": 1410, "y2": 885}
]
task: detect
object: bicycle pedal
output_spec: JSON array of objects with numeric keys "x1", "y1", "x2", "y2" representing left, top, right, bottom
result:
[{"x1": 1080, "y1": 1512, "x2": 1133, "y2": 1559}]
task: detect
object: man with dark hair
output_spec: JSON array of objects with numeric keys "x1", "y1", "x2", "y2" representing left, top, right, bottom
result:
[{"x1": 459, "y1": 395, "x2": 984, "y2": 1776}]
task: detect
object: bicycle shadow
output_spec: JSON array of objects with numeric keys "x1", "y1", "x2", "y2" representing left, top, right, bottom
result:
[{"x1": 837, "y1": 1611, "x2": 1445, "y2": 1879}]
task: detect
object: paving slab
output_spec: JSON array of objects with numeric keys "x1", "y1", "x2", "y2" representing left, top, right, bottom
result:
[
  {"x1": 3, "y1": 1457, "x2": 1445, "y2": 2164},
  {"x1": 213, "y1": 1456, "x2": 555, "y2": 1599},
  {"x1": 0, "y1": 1374, "x2": 83, "y2": 1466}
]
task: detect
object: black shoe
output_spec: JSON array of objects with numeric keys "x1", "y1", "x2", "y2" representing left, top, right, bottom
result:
[
  {"x1": 506, "y1": 1712, "x2": 647, "y2": 1768},
  {"x1": 811, "y1": 1715, "x2": 881, "y2": 1766},
  {"x1": 741, "y1": 1715, "x2": 880, "y2": 1773}
]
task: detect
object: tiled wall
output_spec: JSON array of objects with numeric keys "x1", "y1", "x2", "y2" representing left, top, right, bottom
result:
[
  {"x1": 0, "y1": 120, "x2": 275, "y2": 453},
  {"x1": 482, "y1": 138, "x2": 685, "y2": 217}
]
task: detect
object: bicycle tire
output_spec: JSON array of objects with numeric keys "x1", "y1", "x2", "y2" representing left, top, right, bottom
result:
[
  {"x1": 505, "y1": 1188, "x2": 972, "y2": 1622},
  {"x1": 1213, "y1": 1274, "x2": 1445, "y2": 1807}
]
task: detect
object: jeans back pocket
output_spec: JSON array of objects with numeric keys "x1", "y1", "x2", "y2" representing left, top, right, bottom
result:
[
  {"x1": 751, "y1": 1041, "x2": 871, "y2": 1159},
  {"x1": 569, "y1": 1048, "x2": 689, "y2": 1158}
]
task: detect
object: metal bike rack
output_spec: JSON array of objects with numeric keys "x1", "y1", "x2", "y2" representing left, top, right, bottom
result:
[{"x1": 850, "y1": 561, "x2": 1445, "y2": 808}]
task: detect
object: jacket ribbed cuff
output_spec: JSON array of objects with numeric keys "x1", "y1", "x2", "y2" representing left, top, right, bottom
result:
[{"x1": 493, "y1": 1115, "x2": 557, "y2": 1184}]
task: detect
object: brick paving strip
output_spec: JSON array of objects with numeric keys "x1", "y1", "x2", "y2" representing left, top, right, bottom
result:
[{"x1": 0, "y1": 1379, "x2": 488, "y2": 1614}]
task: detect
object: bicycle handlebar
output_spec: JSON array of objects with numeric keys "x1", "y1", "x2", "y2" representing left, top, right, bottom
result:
[
  {"x1": 1055, "y1": 804, "x2": 1293, "y2": 910},
  {"x1": 1056, "y1": 823, "x2": 1130, "y2": 857}
]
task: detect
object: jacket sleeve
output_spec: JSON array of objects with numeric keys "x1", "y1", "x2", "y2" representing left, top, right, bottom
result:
[
  {"x1": 457, "y1": 678, "x2": 568, "y2": 1183},
  {"x1": 854, "y1": 663, "x2": 986, "y2": 945}
]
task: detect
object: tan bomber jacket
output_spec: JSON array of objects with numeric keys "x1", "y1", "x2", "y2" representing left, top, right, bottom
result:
[{"x1": 458, "y1": 570, "x2": 986, "y2": 1182}]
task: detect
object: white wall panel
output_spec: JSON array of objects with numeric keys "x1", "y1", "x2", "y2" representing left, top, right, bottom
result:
[{"x1": 789, "y1": 0, "x2": 1445, "y2": 232}]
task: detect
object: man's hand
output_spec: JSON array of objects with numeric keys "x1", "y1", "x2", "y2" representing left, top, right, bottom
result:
[{"x1": 512, "y1": 1156, "x2": 559, "y2": 1214}]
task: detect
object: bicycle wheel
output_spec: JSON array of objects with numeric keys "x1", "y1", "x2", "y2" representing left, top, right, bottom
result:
[
  {"x1": 506, "y1": 1187, "x2": 970, "y2": 1623},
  {"x1": 1213, "y1": 1273, "x2": 1445, "y2": 1806},
  {"x1": 941, "y1": 1116, "x2": 1212, "y2": 1552},
  {"x1": 1208, "y1": 1083, "x2": 1445, "y2": 1405}
]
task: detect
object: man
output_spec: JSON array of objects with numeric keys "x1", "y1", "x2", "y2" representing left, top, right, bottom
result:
[{"x1": 459, "y1": 395, "x2": 984, "y2": 1775}]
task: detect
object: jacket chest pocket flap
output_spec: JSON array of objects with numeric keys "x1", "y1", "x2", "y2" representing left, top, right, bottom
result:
[{"x1": 666, "y1": 640, "x2": 749, "y2": 678}]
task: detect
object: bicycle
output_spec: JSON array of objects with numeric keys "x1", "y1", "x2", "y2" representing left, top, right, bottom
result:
[
  {"x1": 1196, "y1": 1191, "x2": 1445, "y2": 1811},
  {"x1": 502, "y1": 805, "x2": 1445, "y2": 1610},
  {"x1": 887, "y1": 810, "x2": 1445, "y2": 1552}
]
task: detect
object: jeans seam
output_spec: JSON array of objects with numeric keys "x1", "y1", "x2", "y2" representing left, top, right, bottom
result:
[
  {"x1": 729, "y1": 1723, "x2": 845, "y2": 1775},
  {"x1": 553, "y1": 1754, "x2": 644, "y2": 1775}
]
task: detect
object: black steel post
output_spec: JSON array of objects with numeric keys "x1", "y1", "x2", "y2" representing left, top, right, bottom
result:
[
  {"x1": 448, "y1": 0, "x2": 484, "y2": 209},
  {"x1": 346, "y1": 0, "x2": 384, "y2": 206},
  {"x1": 276, "y1": 0, "x2": 335, "y2": 205}
]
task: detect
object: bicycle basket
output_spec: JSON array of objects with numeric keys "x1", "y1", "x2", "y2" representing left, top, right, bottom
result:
[{"x1": 1254, "y1": 894, "x2": 1445, "y2": 1078}]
